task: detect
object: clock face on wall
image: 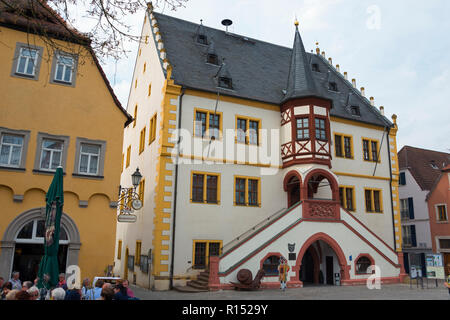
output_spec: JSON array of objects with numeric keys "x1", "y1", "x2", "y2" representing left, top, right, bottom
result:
[{"x1": 132, "y1": 199, "x2": 143, "y2": 210}]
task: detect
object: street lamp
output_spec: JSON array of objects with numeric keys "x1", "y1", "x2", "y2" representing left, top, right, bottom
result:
[
  {"x1": 131, "y1": 168, "x2": 143, "y2": 189},
  {"x1": 117, "y1": 168, "x2": 143, "y2": 223}
]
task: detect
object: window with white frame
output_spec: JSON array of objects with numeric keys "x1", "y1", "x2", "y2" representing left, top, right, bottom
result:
[
  {"x1": 437, "y1": 205, "x2": 448, "y2": 222},
  {"x1": 16, "y1": 219, "x2": 69, "y2": 244},
  {"x1": 16, "y1": 47, "x2": 38, "y2": 76},
  {"x1": 54, "y1": 54, "x2": 75, "y2": 83},
  {"x1": 0, "y1": 134, "x2": 23, "y2": 167},
  {"x1": 40, "y1": 139, "x2": 63, "y2": 171},
  {"x1": 79, "y1": 144, "x2": 100, "y2": 175},
  {"x1": 400, "y1": 199, "x2": 409, "y2": 220}
]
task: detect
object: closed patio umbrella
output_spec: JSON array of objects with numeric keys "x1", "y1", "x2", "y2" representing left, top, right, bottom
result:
[{"x1": 37, "y1": 166, "x2": 64, "y2": 289}]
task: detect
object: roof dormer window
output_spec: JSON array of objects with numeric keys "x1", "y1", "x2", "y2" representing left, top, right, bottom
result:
[
  {"x1": 430, "y1": 161, "x2": 439, "y2": 170},
  {"x1": 312, "y1": 63, "x2": 320, "y2": 72},
  {"x1": 350, "y1": 106, "x2": 361, "y2": 116},
  {"x1": 207, "y1": 53, "x2": 219, "y2": 65},
  {"x1": 218, "y1": 77, "x2": 232, "y2": 89},
  {"x1": 197, "y1": 34, "x2": 208, "y2": 45},
  {"x1": 329, "y1": 82, "x2": 338, "y2": 92}
]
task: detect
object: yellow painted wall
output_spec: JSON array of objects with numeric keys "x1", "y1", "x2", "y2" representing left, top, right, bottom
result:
[{"x1": 0, "y1": 26, "x2": 128, "y2": 281}]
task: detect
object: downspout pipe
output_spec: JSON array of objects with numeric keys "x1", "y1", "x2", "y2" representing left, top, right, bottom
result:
[
  {"x1": 386, "y1": 126, "x2": 397, "y2": 252},
  {"x1": 169, "y1": 87, "x2": 185, "y2": 289}
]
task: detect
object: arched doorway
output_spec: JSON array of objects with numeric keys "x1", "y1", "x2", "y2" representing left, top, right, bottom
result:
[
  {"x1": 299, "y1": 246, "x2": 320, "y2": 285},
  {"x1": 13, "y1": 219, "x2": 70, "y2": 282},
  {"x1": 283, "y1": 171, "x2": 303, "y2": 208},
  {"x1": 294, "y1": 233, "x2": 349, "y2": 286},
  {"x1": 0, "y1": 208, "x2": 81, "y2": 281}
]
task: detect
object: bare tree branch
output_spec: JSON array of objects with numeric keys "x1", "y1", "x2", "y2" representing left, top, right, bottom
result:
[{"x1": 0, "y1": 0, "x2": 189, "y2": 61}]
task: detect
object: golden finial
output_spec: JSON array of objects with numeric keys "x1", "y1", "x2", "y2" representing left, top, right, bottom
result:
[
  {"x1": 294, "y1": 19, "x2": 299, "y2": 27},
  {"x1": 392, "y1": 114, "x2": 397, "y2": 124}
]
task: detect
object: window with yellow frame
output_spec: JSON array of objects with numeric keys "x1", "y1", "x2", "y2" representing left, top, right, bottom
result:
[
  {"x1": 339, "y1": 186, "x2": 355, "y2": 212},
  {"x1": 334, "y1": 133, "x2": 354, "y2": 159},
  {"x1": 192, "y1": 240, "x2": 222, "y2": 269},
  {"x1": 235, "y1": 115, "x2": 261, "y2": 145},
  {"x1": 234, "y1": 176, "x2": 261, "y2": 207},
  {"x1": 126, "y1": 145, "x2": 131, "y2": 168},
  {"x1": 139, "y1": 127, "x2": 146, "y2": 154},
  {"x1": 133, "y1": 105, "x2": 138, "y2": 128},
  {"x1": 362, "y1": 138, "x2": 380, "y2": 163},
  {"x1": 117, "y1": 240, "x2": 122, "y2": 260},
  {"x1": 135, "y1": 241, "x2": 142, "y2": 266},
  {"x1": 190, "y1": 171, "x2": 220, "y2": 205},
  {"x1": 138, "y1": 179, "x2": 145, "y2": 205},
  {"x1": 364, "y1": 188, "x2": 383, "y2": 213},
  {"x1": 194, "y1": 108, "x2": 222, "y2": 140},
  {"x1": 149, "y1": 114, "x2": 157, "y2": 145}
]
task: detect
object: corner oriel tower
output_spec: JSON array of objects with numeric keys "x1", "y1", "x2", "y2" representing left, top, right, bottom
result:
[{"x1": 281, "y1": 21, "x2": 332, "y2": 169}]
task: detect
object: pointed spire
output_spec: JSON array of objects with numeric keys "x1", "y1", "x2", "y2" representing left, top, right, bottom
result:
[{"x1": 283, "y1": 20, "x2": 320, "y2": 102}]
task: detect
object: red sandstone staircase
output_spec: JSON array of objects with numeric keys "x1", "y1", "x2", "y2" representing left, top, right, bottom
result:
[{"x1": 173, "y1": 270, "x2": 210, "y2": 293}]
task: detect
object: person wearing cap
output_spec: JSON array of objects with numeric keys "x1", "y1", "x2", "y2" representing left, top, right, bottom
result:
[{"x1": 278, "y1": 258, "x2": 290, "y2": 292}]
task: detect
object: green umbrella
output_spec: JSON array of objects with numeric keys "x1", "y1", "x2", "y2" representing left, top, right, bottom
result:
[{"x1": 37, "y1": 167, "x2": 64, "y2": 289}]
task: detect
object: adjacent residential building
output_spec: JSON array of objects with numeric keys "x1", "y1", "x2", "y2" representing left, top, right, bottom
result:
[
  {"x1": 0, "y1": 1, "x2": 131, "y2": 283},
  {"x1": 115, "y1": 4, "x2": 406, "y2": 291},
  {"x1": 398, "y1": 146, "x2": 450, "y2": 276},
  {"x1": 426, "y1": 165, "x2": 450, "y2": 277}
]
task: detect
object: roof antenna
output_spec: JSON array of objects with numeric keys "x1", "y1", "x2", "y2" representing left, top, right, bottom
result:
[{"x1": 221, "y1": 19, "x2": 233, "y2": 33}]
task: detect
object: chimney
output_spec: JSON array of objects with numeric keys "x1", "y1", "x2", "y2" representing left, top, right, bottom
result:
[
  {"x1": 379, "y1": 106, "x2": 385, "y2": 116},
  {"x1": 322, "y1": 51, "x2": 326, "y2": 59},
  {"x1": 370, "y1": 97, "x2": 375, "y2": 106},
  {"x1": 352, "y1": 78, "x2": 356, "y2": 88},
  {"x1": 316, "y1": 42, "x2": 320, "y2": 55},
  {"x1": 336, "y1": 64, "x2": 340, "y2": 73},
  {"x1": 360, "y1": 87, "x2": 365, "y2": 97},
  {"x1": 328, "y1": 57, "x2": 333, "y2": 65},
  {"x1": 344, "y1": 72, "x2": 348, "y2": 80}
]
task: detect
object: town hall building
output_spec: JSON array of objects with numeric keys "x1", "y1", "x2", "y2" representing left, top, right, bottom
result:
[{"x1": 114, "y1": 3, "x2": 406, "y2": 291}]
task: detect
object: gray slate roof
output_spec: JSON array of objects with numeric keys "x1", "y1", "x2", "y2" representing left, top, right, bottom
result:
[
  {"x1": 283, "y1": 24, "x2": 320, "y2": 103},
  {"x1": 154, "y1": 12, "x2": 393, "y2": 128}
]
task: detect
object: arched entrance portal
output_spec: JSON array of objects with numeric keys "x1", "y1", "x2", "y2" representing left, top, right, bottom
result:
[
  {"x1": 0, "y1": 208, "x2": 81, "y2": 281},
  {"x1": 13, "y1": 219, "x2": 70, "y2": 282},
  {"x1": 299, "y1": 246, "x2": 320, "y2": 285},
  {"x1": 294, "y1": 233, "x2": 350, "y2": 286}
]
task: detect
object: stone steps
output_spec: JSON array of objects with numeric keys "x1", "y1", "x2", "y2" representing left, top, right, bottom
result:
[{"x1": 172, "y1": 270, "x2": 210, "y2": 293}]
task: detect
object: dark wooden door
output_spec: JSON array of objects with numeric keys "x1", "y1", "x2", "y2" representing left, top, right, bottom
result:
[
  {"x1": 326, "y1": 256, "x2": 334, "y2": 285},
  {"x1": 444, "y1": 253, "x2": 450, "y2": 277}
]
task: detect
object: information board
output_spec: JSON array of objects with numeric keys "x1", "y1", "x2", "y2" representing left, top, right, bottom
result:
[{"x1": 425, "y1": 254, "x2": 445, "y2": 279}]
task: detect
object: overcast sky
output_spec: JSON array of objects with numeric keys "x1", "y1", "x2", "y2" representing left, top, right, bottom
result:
[{"x1": 83, "y1": 0, "x2": 449, "y2": 153}]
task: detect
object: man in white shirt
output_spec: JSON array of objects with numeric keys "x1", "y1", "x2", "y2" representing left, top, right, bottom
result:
[{"x1": 9, "y1": 271, "x2": 21, "y2": 290}]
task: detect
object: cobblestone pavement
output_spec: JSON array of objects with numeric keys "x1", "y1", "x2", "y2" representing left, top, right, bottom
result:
[{"x1": 131, "y1": 282, "x2": 450, "y2": 300}]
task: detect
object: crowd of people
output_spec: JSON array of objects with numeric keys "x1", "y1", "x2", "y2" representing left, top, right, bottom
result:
[{"x1": 0, "y1": 271, "x2": 139, "y2": 301}]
